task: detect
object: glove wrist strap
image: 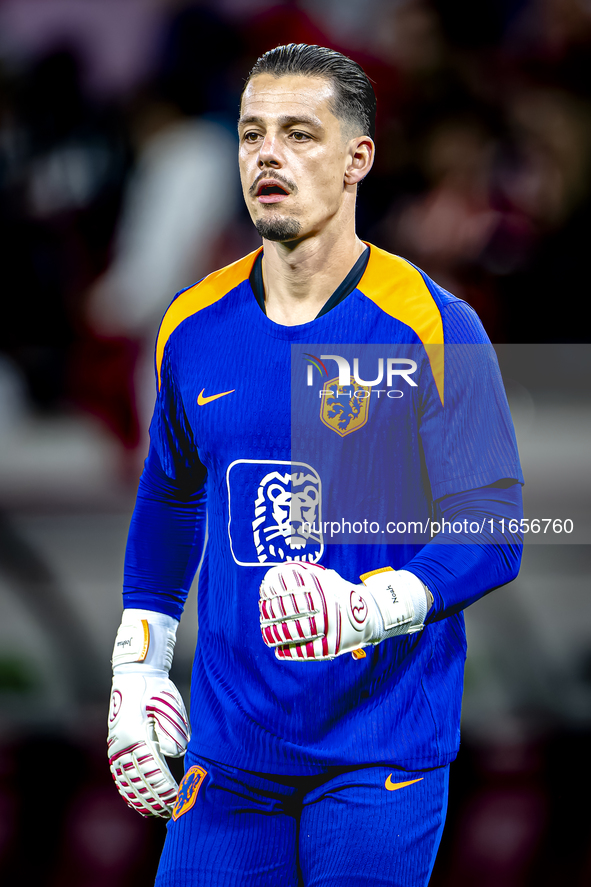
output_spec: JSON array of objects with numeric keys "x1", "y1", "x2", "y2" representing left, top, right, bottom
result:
[
  {"x1": 361, "y1": 568, "x2": 430, "y2": 637},
  {"x1": 112, "y1": 608, "x2": 178, "y2": 673}
]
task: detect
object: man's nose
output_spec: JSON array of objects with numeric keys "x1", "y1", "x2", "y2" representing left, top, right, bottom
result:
[{"x1": 258, "y1": 133, "x2": 282, "y2": 168}]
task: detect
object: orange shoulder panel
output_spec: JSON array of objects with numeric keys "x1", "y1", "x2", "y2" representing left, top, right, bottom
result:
[
  {"x1": 359, "y1": 244, "x2": 445, "y2": 403},
  {"x1": 155, "y1": 249, "x2": 262, "y2": 389}
]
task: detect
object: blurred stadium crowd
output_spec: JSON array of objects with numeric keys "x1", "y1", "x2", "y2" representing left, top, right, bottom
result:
[{"x1": 0, "y1": 0, "x2": 590, "y2": 884}]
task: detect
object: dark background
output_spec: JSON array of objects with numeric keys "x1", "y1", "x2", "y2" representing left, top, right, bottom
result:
[{"x1": 0, "y1": 1, "x2": 590, "y2": 884}]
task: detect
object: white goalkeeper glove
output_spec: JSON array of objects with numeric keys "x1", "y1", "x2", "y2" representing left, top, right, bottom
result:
[
  {"x1": 107, "y1": 609, "x2": 190, "y2": 818},
  {"x1": 259, "y1": 563, "x2": 432, "y2": 661}
]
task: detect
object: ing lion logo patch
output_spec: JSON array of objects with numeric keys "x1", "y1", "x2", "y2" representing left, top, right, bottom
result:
[
  {"x1": 171, "y1": 765, "x2": 207, "y2": 821},
  {"x1": 226, "y1": 460, "x2": 324, "y2": 566},
  {"x1": 320, "y1": 377, "x2": 371, "y2": 436},
  {"x1": 252, "y1": 466, "x2": 322, "y2": 564}
]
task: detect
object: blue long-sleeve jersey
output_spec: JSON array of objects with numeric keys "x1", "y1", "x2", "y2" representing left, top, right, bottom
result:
[{"x1": 123, "y1": 244, "x2": 523, "y2": 774}]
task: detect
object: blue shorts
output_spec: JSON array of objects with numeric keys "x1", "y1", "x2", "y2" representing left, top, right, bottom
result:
[{"x1": 155, "y1": 751, "x2": 449, "y2": 887}]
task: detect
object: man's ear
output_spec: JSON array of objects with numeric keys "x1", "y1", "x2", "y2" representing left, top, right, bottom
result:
[{"x1": 344, "y1": 136, "x2": 375, "y2": 186}]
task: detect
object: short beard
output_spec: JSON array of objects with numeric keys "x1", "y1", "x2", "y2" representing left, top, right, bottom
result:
[{"x1": 255, "y1": 217, "x2": 301, "y2": 242}]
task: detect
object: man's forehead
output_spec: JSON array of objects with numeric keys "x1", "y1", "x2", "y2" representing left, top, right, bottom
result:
[{"x1": 240, "y1": 73, "x2": 337, "y2": 118}]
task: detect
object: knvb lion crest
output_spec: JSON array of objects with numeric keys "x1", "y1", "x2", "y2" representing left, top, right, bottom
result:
[
  {"x1": 171, "y1": 765, "x2": 207, "y2": 821},
  {"x1": 320, "y1": 377, "x2": 371, "y2": 437}
]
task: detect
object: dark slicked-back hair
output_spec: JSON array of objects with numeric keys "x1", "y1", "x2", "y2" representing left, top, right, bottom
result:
[{"x1": 244, "y1": 44, "x2": 376, "y2": 140}]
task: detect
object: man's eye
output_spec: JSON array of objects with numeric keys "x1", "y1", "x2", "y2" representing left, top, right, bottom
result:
[
  {"x1": 290, "y1": 131, "x2": 310, "y2": 141},
  {"x1": 243, "y1": 131, "x2": 261, "y2": 142}
]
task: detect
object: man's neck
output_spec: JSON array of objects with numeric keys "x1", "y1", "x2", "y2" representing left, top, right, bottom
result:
[{"x1": 262, "y1": 229, "x2": 366, "y2": 326}]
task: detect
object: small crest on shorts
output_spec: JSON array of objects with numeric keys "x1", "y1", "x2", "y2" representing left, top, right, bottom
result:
[
  {"x1": 171, "y1": 765, "x2": 207, "y2": 821},
  {"x1": 320, "y1": 377, "x2": 371, "y2": 437}
]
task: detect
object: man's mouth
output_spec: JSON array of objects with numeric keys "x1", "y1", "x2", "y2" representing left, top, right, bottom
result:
[{"x1": 255, "y1": 180, "x2": 291, "y2": 204}]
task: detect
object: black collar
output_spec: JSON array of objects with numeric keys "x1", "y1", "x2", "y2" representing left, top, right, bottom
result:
[{"x1": 249, "y1": 247, "x2": 370, "y2": 319}]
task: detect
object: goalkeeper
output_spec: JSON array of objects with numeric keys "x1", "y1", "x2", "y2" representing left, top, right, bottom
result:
[{"x1": 107, "y1": 44, "x2": 523, "y2": 886}]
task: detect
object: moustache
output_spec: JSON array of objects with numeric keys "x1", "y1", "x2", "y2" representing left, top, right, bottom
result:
[{"x1": 249, "y1": 172, "x2": 298, "y2": 196}]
